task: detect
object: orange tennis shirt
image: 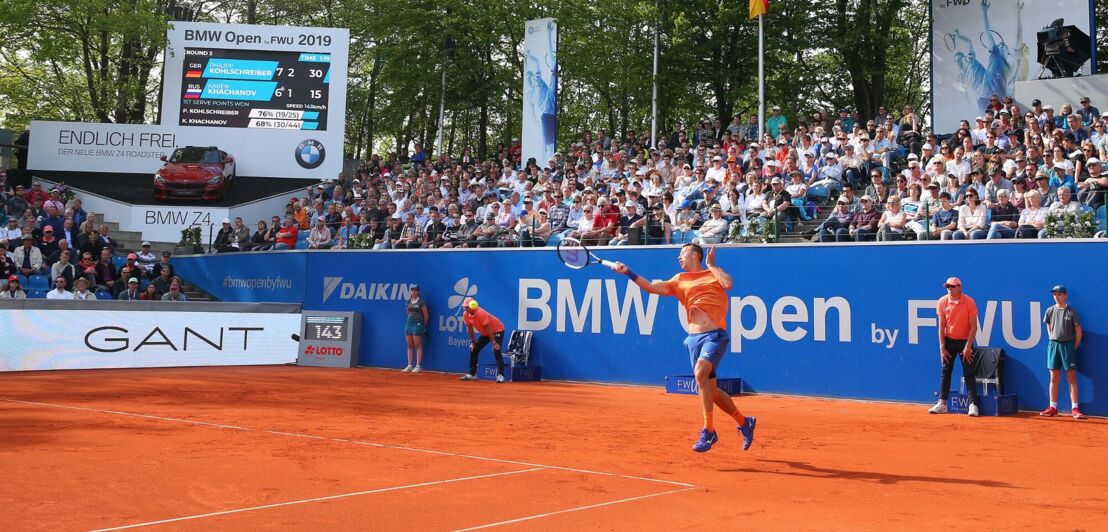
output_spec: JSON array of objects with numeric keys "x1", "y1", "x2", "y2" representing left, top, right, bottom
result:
[
  {"x1": 463, "y1": 307, "x2": 505, "y2": 337},
  {"x1": 937, "y1": 294, "x2": 978, "y2": 340},
  {"x1": 662, "y1": 269, "x2": 729, "y2": 330}
]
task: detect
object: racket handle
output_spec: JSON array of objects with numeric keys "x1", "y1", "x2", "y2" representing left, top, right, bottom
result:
[{"x1": 599, "y1": 259, "x2": 617, "y2": 268}]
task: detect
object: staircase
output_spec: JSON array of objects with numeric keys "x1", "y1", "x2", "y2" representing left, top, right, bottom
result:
[{"x1": 91, "y1": 212, "x2": 216, "y2": 302}]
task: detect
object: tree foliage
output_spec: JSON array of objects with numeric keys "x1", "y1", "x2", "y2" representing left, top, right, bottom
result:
[{"x1": 0, "y1": 0, "x2": 1101, "y2": 157}]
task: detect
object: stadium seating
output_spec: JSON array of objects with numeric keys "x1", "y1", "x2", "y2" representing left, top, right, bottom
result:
[
  {"x1": 95, "y1": 290, "x2": 113, "y2": 300},
  {"x1": 25, "y1": 290, "x2": 46, "y2": 299},
  {"x1": 27, "y1": 275, "x2": 49, "y2": 291},
  {"x1": 111, "y1": 255, "x2": 127, "y2": 270}
]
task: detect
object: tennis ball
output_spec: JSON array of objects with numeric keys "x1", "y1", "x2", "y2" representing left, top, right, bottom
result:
[{"x1": 468, "y1": 300, "x2": 479, "y2": 310}]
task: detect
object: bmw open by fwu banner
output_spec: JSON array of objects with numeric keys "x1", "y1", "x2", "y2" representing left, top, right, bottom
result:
[
  {"x1": 930, "y1": 0, "x2": 1095, "y2": 134},
  {"x1": 171, "y1": 241, "x2": 1108, "y2": 415}
]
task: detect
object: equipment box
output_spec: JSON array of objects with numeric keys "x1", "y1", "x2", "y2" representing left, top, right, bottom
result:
[
  {"x1": 948, "y1": 393, "x2": 1019, "y2": 416},
  {"x1": 477, "y1": 364, "x2": 542, "y2": 382},
  {"x1": 665, "y1": 375, "x2": 743, "y2": 396}
]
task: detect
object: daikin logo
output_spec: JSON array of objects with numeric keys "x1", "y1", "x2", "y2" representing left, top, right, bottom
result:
[
  {"x1": 322, "y1": 277, "x2": 414, "y2": 302},
  {"x1": 322, "y1": 277, "x2": 343, "y2": 302}
]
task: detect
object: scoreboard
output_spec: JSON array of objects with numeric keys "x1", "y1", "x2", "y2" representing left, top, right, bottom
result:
[
  {"x1": 296, "y1": 311, "x2": 360, "y2": 368},
  {"x1": 180, "y1": 48, "x2": 331, "y2": 130},
  {"x1": 161, "y1": 22, "x2": 348, "y2": 178}
]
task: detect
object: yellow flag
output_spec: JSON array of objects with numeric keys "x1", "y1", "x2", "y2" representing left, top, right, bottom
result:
[{"x1": 750, "y1": 0, "x2": 768, "y2": 19}]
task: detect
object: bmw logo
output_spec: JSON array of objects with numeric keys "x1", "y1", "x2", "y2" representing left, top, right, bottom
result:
[{"x1": 295, "y1": 139, "x2": 326, "y2": 169}]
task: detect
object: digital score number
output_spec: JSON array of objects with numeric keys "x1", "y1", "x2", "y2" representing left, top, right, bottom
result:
[
  {"x1": 179, "y1": 47, "x2": 331, "y2": 130},
  {"x1": 304, "y1": 316, "x2": 348, "y2": 341}
]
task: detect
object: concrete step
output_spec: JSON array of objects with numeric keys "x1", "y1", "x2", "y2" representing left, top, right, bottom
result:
[{"x1": 180, "y1": 281, "x2": 215, "y2": 302}]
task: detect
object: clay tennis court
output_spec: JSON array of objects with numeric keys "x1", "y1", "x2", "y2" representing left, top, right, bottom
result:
[{"x1": 2, "y1": 366, "x2": 1106, "y2": 531}]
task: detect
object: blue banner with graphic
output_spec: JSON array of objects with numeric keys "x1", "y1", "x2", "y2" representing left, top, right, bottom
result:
[
  {"x1": 173, "y1": 251, "x2": 307, "y2": 303},
  {"x1": 175, "y1": 242, "x2": 1108, "y2": 414}
]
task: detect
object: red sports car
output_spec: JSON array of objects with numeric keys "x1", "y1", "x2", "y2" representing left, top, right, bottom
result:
[{"x1": 154, "y1": 146, "x2": 235, "y2": 201}]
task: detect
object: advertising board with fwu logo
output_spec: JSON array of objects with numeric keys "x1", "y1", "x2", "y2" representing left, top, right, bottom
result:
[
  {"x1": 172, "y1": 251, "x2": 306, "y2": 303},
  {"x1": 168, "y1": 243, "x2": 1108, "y2": 415}
]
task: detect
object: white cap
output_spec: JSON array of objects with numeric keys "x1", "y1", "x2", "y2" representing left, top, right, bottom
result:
[
  {"x1": 221, "y1": 218, "x2": 231, "y2": 224},
  {"x1": 922, "y1": 143, "x2": 933, "y2": 150}
]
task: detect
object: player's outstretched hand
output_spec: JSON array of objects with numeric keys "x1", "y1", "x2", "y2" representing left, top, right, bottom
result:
[
  {"x1": 706, "y1": 245, "x2": 718, "y2": 267},
  {"x1": 611, "y1": 262, "x2": 628, "y2": 274}
]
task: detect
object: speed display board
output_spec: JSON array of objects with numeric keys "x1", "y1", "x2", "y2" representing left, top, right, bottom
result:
[
  {"x1": 162, "y1": 22, "x2": 348, "y2": 179},
  {"x1": 180, "y1": 48, "x2": 331, "y2": 130}
]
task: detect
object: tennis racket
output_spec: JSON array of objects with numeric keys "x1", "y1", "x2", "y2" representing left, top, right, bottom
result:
[{"x1": 557, "y1": 237, "x2": 616, "y2": 270}]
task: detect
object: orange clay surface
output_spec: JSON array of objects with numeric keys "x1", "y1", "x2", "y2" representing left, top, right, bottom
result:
[{"x1": 1, "y1": 365, "x2": 1107, "y2": 531}]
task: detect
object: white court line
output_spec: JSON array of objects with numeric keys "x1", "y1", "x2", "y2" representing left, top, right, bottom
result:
[
  {"x1": 452, "y1": 486, "x2": 697, "y2": 531},
  {"x1": 2, "y1": 398, "x2": 695, "y2": 489},
  {"x1": 88, "y1": 468, "x2": 546, "y2": 532}
]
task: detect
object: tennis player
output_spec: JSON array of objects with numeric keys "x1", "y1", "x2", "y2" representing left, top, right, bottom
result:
[
  {"x1": 459, "y1": 297, "x2": 507, "y2": 383},
  {"x1": 610, "y1": 243, "x2": 756, "y2": 452}
]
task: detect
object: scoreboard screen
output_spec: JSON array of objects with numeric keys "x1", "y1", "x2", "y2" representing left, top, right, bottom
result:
[
  {"x1": 179, "y1": 48, "x2": 330, "y2": 130},
  {"x1": 303, "y1": 315, "x2": 348, "y2": 341}
]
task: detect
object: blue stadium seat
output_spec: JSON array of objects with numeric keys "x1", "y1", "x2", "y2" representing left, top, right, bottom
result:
[
  {"x1": 25, "y1": 290, "x2": 46, "y2": 299},
  {"x1": 27, "y1": 275, "x2": 48, "y2": 291},
  {"x1": 95, "y1": 290, "x2": 113, "y2": 300},
  {"x1": 1096, "y1": 205, "x2": 1106, "y2": 233},
  {"x1": 297, "y1": 231, "x2": 310, "y2": 243},
  {"x1": 111, "y1": 255, "x2": 127, "y2": 269},
  {"x1": 140, "y1": 278, "x2": 151, "y2": 290},
  {"x1": 295, "y1": 238, "x2": 309, "y2": 250}
]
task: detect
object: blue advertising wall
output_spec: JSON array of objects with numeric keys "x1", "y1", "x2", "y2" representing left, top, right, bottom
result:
[
  {"x1": 174, "y1": 242, "x2": 1108, "y2": 415},
  {"x1": 174, "y1": 251, "x2": 307, "y2": 303}
]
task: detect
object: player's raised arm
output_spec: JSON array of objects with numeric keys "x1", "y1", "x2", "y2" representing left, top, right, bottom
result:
[
  {"x1": 704, "y1": 246, "x2": 733, "y2": 290},
  {"x1": 610, "y1": 261, "x2": 671, "y2": 296}
]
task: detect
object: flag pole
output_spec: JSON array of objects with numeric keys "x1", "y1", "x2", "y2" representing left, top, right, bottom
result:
[
  {"x1": 757, "y1": 12, "x2": 764, "y2": 142},
  {"x1": 651, "y1": 0, "x2": 659, "y2": 149}
]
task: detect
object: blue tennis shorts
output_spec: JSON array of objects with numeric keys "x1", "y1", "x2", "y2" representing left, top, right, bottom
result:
[
  {"x1": 684, "y1": 329, "x2": 729, "y2": 379},
  {"x1": 1047, "y1": 340, "x2": 1077, "y2": 370},
  {"x1": 404, "y1": 319, "x2": 425, "y2": 336}
]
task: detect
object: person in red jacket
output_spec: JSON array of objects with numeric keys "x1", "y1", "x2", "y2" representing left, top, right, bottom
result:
[
  {"x1": 459, "y1": 297, "x2": 507, "y2": 383},
  {"x1": 274, "y1": 216, "x2": 299, "y2": 250}
]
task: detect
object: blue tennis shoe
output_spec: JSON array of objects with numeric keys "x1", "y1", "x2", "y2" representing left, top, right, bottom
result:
[
  {"x1": 692, "y1": 428, "x2": 718, "y2": 452},
  {"x1": 738, "y1": 416, "x2": 756, "y2": 450}
]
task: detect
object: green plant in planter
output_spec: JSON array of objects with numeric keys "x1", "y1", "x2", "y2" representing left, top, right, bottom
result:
[
  {"x1": 345, "y1": 232, "x2": 375, "y2": 249},
  {"x1": 1043, "y1": 210, "x2": 1096, "y2": 239},
  {"x1": 728, "y1": 218, "x2": 777, "y2": 243},
  {"x1": 179, "y1": 227, "x2": 202, "y2": 246}
]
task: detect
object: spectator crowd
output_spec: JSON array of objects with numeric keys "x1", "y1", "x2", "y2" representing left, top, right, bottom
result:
[
  {"x1": 5, "y1": 92, "x2": 1107, "y2": 277},
  {"x1": 0, "y1": 172, "x2": 187, "y2": 300},
  {"x1": 213, "y1": 94, "x2": 1108, "y2": 251}
]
